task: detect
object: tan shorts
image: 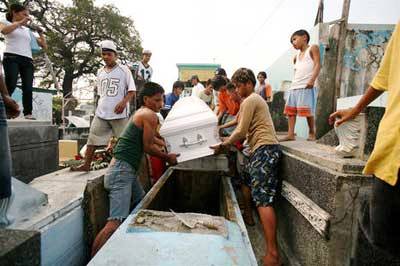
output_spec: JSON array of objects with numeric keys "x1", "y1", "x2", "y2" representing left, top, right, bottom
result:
[{"x1": 87, "y1": 116, "x2": 129, "y2": 146}]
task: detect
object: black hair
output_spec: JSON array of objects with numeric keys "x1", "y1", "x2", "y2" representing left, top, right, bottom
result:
[
  {"x1": 191, "y1": 75, "x2": 200, "y2": 82},
  {"x1": 257, "y1": 71, "x2": 267, "y2": 79},
  {"x1": 231, "y1": 68, "x2": 256, "y2": 87},
  {"x1": 172, "y1": 81, "x2": 184, "y2": 90},
  {"x1": 206, "y1": 78, "x2": 213, "y2": 87},
  {"x1": 211, "y1": 75, "x2": 228, "y2": 91},
  {"x1": 291, "y1": 29, "x2": 310, "y2": 44},
  {"x1": 139, "y1": 82, "x2": 165, "y2": 106},
  {"x1": 6, "y1": 3, "x2": 26, "y2": 22},
  {"x1": 226, "y1": 82, "x2": 235, "y2": 92}
]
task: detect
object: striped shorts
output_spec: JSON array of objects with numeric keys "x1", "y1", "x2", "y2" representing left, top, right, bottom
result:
[{"x1": 284, "y1": 88, "x2": 317, "y2": 117}]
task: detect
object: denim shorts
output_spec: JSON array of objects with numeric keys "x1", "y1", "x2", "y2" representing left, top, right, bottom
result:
[
  {"x1": 104, "y1": 159, "x2": 145, "y2": 221},
  {"x1": 243, "y1": 144, "x2": 282, "y2": 207}
]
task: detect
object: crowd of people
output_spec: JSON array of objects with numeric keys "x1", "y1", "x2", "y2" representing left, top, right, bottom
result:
[{"x1": 0, "y1": 3, "x2": 399, "y2": 266}]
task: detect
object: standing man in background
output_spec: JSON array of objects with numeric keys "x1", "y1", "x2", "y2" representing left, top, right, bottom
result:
[
  {"x1": 190, "y1": 75, "x2": 204, "y2": 98},
  {"x1": 72, "y1": 40, "x2": 136, "y2": 172},
  {"x1": 132, "y1": 50, "x2": 153, "y2": 109}
]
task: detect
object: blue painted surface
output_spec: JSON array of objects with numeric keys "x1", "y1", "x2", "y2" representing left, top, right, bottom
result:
[
  {"x1": 89, "y1": 215, "x2": 254, "y2": 266},
  {"x1": 41, "y1": 207, "x2": 85, "y2": 266}
]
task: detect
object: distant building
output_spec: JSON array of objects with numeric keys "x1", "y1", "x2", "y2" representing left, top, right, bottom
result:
[{"x1": 176, "y1": 63, "x2": 221, "y2": 96}]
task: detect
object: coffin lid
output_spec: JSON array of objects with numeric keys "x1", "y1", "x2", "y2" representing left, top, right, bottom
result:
[{"x1": 160, "y1": 96, "x2": 217, "y2": 136}]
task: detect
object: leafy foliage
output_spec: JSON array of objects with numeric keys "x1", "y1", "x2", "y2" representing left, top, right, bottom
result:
[{"x1": 0, "y1": 0, "x2": 142, "y2": 96}]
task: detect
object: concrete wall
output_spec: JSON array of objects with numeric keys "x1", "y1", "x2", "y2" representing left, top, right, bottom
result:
[
  {"x1": 340, "y1": 24, "x2": 394, "y2": 97},
  {"x1": 8, "y1": 120, "x2": 59, "y2": 183}
]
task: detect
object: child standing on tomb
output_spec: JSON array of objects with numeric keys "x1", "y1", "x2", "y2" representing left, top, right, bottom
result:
[
  {"x1": 281, "y1": 29, "x2": 321, "y2": 141},
  {"x1": 91, "y1": 82, "x2": 179, "y2": 257}
]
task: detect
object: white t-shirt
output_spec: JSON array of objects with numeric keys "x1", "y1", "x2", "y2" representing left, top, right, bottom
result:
[
  {"x1": 1, "y1": 20, "x2": 32, "y2": 59},
  {"x1": 96, "y1": 64, "x2": 136, "y2": 120},
  {"x1": 132, "y1": 61, "x2": 153, "y2": 82},
  {"x1": 191, "y1": 82, "x2": 205, "y2": 98}
]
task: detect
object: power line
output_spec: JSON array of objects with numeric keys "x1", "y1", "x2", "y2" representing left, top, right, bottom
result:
[{"x1": 243, "y1": 0, "x2": 287, "y2": 47}]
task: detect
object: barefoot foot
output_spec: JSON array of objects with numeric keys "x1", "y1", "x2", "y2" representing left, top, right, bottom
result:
[
  {"x1": 263, "y1": 252, "x2": 282, "y2": 266},
  {"x1": 278, "y1": 135, "x2": 295, "y2": 142},
  {"x1": 307, "y1": 133, "x2": 316, "y2": 141},
  {"x1": 70, "y1": 164, "x2": 91, "y2": 172}
]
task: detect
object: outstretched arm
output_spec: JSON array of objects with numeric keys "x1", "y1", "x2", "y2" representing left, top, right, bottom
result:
[
  {"x1": 329, "y1": 86, "x2": 382, "y2": 126},
  {"x1": 142, "y1": 113, "x2": 178, "y2": 164}
]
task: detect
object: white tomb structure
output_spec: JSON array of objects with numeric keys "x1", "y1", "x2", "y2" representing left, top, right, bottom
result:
[{"x1": 160, "y1": 96, "x2": 220, "y2": 163}]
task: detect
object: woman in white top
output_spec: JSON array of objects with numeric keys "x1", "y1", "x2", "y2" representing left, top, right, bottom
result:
[{"x1": 0, "y1": 4, "x2": 47, "y2": 119}]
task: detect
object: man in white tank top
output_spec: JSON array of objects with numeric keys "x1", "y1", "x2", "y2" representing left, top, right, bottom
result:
[
  {"x1": 280, "y1": 30, "x2": 321, "y2": 142},
  {"x1": 71, "y1": 40, "x2": 136, "y2": 171}
]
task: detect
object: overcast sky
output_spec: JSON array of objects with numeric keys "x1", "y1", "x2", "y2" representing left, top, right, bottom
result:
[
  {"x1": 101, "y1": 0, "x2": 399, "y2": 92},
  {"x1": 49, "y1": 0, "x2": 400, "y2": 92}
]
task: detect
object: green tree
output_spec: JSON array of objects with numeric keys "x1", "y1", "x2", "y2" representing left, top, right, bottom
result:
[{"x1": 0, "y1": 0, "x2": 142, "y2": 97}]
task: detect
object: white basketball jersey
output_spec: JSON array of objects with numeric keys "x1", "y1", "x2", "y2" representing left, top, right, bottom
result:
[
  {"x1": 95, "y1": 64, "x2": 136, "y2": 120},
  {"x1": 132, "y1": 61, "x2": 153, "y2": 82}
]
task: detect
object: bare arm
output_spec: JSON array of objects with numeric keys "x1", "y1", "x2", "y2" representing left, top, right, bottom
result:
[
  {"x1": 0, "y1": 75, "x2": 20, "y2": 118},
  {"x1": 329, "y1": 86, "x2": 383, "y2": 126},
  {"x1": 219, "y1": 115, "x2": 238, "y2": 129},
  {"x1": 37, "y1": 32, "x2": 47, "y2": 50},
  {"x1": 306, "y1": 45, "x2": 321, "y2": 88},
  {"x1": 114, "y1": 91, "x2": 136, "y2": 114},
  {"x1": 224, "y1": 103, "x2": 254, "y2": 145},
  {"x1": 142, "y1": 113, "x2": 178, "y2": 164},
  {"x1": 0, "y1": 17, "x2": 30, "y2": 34}
]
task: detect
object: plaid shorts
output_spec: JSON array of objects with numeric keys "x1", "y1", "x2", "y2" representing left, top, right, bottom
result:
[{"x1": 243, "y1": 144, "x2": 282, "y2": 207}]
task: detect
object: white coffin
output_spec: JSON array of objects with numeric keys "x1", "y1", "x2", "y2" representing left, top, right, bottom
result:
[{"x1": 160, "y1": 96, "x2": 220, "y2": 163}]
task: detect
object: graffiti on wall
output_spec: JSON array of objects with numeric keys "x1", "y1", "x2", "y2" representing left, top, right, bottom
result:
[{"x1": 341, "y1": 28, "x2": 393, "y2": 97}]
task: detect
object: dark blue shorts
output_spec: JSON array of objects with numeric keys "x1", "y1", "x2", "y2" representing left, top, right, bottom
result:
[{"x1": 243, "y1": 144, "x2": 282, "y2": 207}]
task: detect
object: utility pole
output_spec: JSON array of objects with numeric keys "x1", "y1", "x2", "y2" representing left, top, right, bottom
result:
[
  {"x1": 334, "y1": 0, "x2": 351, "y2": 108},
  {"x1": 314, "y1": 0, "x2": 324, "y2": 25}
]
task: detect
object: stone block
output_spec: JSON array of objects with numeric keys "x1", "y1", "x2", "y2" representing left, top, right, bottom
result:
[
  {"x1": 7, "y1": 178, "x2": 48, "y2": 227},
  {"x1": 8, "y1": 120, "x2": 59, "y2": 183},
  {"x1": 278, "y1": 140, "x2": 380, "y2": 266},
  {"x1": 364, "y1": 106, "x2": 385, "y2": 156},
  {"x1": 316, "y1": 128, "x2": 339, "y2": 147},
  {"x1": 0, "y1": 229, "x2": 41, "y2": 266},
  {"x1": 82, "y1": 175, "x2": 109, "y2": 260}
]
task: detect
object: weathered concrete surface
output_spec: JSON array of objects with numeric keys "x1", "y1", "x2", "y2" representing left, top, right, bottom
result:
[
  {"x1": 278, "y1": 140, "x2": 377, "y2": 266},
  {"x1": 82, "y1": 173, "x2": 109, "y2": 260},
  {"x1": 340, "y1": 24, "x2": 394, "y2": 98},
  {"x1": 0, "y1": 229, "x2": 40, "y2": 266},
  {"x1": 317, "y1": 128, "x2": 339, "y2": 147},
  {"x1": 315, "y1": 23, "x2": 338, "y2": 139},
  {"x1": 8, "y1": 120, "x2": 59, "y2": 183},
  {"x1": 364, "y1": 106, "x2": 385, "y2": 157},
  {"x1": 8, "y1": 178, "x2": 48, "y2": 226},
  {"x1": 280, "y1": 139, "x2": 365, "y2": 175}
]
